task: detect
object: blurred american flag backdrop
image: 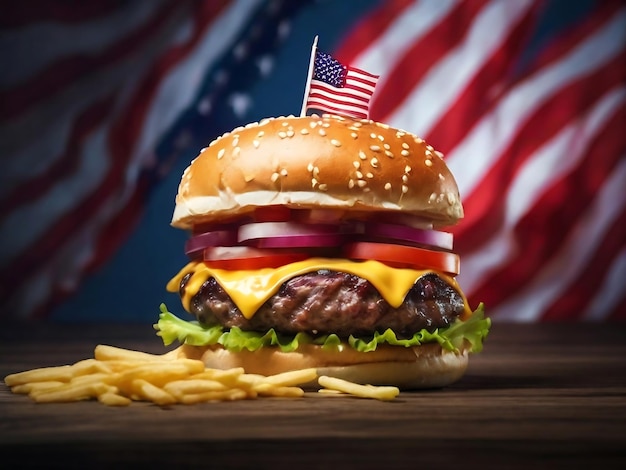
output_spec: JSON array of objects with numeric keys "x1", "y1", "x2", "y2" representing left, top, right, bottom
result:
[{"x1": 0, "y1": 0, "x2": 624, "y2": 322}]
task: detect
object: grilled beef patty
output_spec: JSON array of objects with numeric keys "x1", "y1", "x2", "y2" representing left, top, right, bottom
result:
[{"x1": 178, "y1": 270, "x2": 465, "y2": 338}]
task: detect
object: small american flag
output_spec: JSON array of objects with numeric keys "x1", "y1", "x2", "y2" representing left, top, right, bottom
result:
[{"x1": 305, "y1": 49, "x2": 379, "y2": 119}]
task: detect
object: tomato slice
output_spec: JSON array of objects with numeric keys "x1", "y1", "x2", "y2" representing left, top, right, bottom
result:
[
  {"x1": 204, "y1": 246, "x2": 308, "y2": 270},
  {"x1": 344, "y1": 242, "x2": 460, "y2": 275}
]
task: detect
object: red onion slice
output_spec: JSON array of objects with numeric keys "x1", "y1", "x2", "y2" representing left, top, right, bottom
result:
[
  {"x1": 185, "y1": 230, "x2": 238, "y2": 258},
  {"x1": 238, "y1": 222, "x2": 355, "y2": 248},
  {"x1": 362, "y1": 223, "x2": 453, "y2": 251}
]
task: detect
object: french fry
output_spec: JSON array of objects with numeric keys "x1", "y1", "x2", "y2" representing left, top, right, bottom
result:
[
  {"x1": 31, "y1": 382, "x2": 109, "y2": 403},
  {"x1": 317, "y1": 388, "x2": 347, "y2": 396},
  {"x1": 317, "y1": 375, "x2": 400, "y2": 401},
  {"x1": 71, "y1": 358, "x2": 112, "y2": 376},
  {"x1": 98, "y1": 392, "x2": 131, "y2": 407},
  {"x1": 191, "y1": 367, "x2": 245, "y2": 382},
  {"x1": 262, "y1": 368, "x2": 318, "y2": 387},
  {"x1": 5, "y1": 365, "x2": 73, "y2": 386},
  {"x1": 94, "y1": 345, "x2": 170, "y2": 362},
  {"x1": 163, "y1": 379, "x2": 228, "y2": 399},
  {"x1": 254, "y1": 383, "x2": 305, "y2": 398},
  {"x1": 131, "y1": 379, "x2": 176, "y2": 406},
  {"x1": 68, "y1": 373, "x2": 112, "y2": 386},
  {"x1": 11, "y1": 381, "x2": 65, "y2": 394},
  {"x1": 116, "y1": 361, "x2": 200, "y2": 389}
]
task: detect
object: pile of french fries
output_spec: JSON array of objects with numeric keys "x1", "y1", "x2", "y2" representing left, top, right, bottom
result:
[{"x1": 4, "y1": 345, "x2": 400, "y2": 405}]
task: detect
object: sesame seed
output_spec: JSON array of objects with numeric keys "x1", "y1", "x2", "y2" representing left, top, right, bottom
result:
[
  {"x1": 439, "y1": 173, "x2": 445, "y2": 181},
  {"x1": 307, "y1": 163, "x2": 314, "y2": 172},
  {"x1": 370, "y1": 133, "x2": 377, "y2": 139},
  {"x1": 415, "y1": 137, "x2": 424, "y2": 144},
  {"x1": 300, "y1": 128, "x2": 309, "y2": 135},
  {"x1": 370, "y1": 145, "x2": 381, "y2": 152},
  {"x1": 318, "y1": 183, "x2": 328, "y2": 191},
  {"x1": 447, "y1": 192, "x2": 456, "y2": 205},
  {"x1": 370, "y1": 157, "x2": 379, "y2": 168},
  {"x1": 253, "y1": 140, "x2": 260, "y2": 149},
  {"x1": 233, "y1": 147, "x2": 240, "y2": 157},
  {"x1": 278, "y1": 131, "x2": 287, "y2": 139},
  {"x1": 200, "y1": 147, "x2": 207, "y2": 153},
  {"x1": 331, "y1": 139, "x2": 341, "y2": 147},
  {"x1": 257, "y1": 131, "x2": 265, "y2": 138},
  {"x1": 405, "y1": 165, "x2": 412, "y2": 173},
  {"x1": 377, "y1": 122, "x2": 390, "y2": 129},
  {"x1": 425, "y1": 149, "x2": 432, "y2": 156},
  {"x1": 357, "y1": 180, "x2": 367, "y2": 188},
  {"x1": 282, "y1": 121, "x2": 289, "y2": 127},
  {"x1": 359, "y1": 150, "x2": 367, "y2": 160},
  {"x1": 429, "y1": 193, "x2": 437, "y2": 203},
  {"x1": 208, "y1": 139, "x2": 217, "y2": 147},
  {"x1": 427, "y1": 145, "x2": 434, "y2": 152},
  {"x1": 322, "y1": 122, "x2": 330, "y2": 128},
  {"x1": 232, "y1": 137, "x2": 239, "y2": 147},
  {"x1": 425, "y1": 159, "x2": 433, "y2": 167},
  {"x1": 348, "y1": 179, "x2": 355, "y2": 189},
  {"x1": 271, "y1": 172, "x2": 280, "y2": 182},
  {"x1": 435, "y1": 150, "x2": 444, "y2": 158},
  {"x1": 363, "y1": 187, "x2": 371, "y2": 193},
  {"x1": 245, "y1": 121, "x2": 258, "y2": 128},
  {"x1": 318, "y1": 128, "x2": 326, "y2": 136},
  {"x1": 402, "y1": 185, "x2": 409, "y2": 194},
  {"x1": 286, "y1": 130, "x2": 295, "y2": 137},
  {"x1": 217, "y1": 148, "x2": 225, "y2": 159},
  {"x1": 401, "y1": 150, "x2": 410, "y2": 157},
  {"x1": 313, "y1": 166, "x2": 320, "y2": 177},
  {"x1": 356, "y1": 171, "x2": 363, "y2": 179},
  {"x1": 378, "y1": 135, "x2": 385, "y2": 142},
  {"x1": 384, "y1": 183, "x2": 392, "y2": 190},
  {"x1": 402, "y1": 175, "x2": 409, "y2": 183},
  {"x1": 385, "y1": 151, "x2": 394, "y2": 158},
  {"x1": 310, "y1": 121, "x2": 317, "y2": 129},
  {"x1": 311, "y1": 178, "x2": 318, "y2": 188},
  {"x1": 402, "y1": 142, "x2": 410, "y2": 150},
  {"x1": 281, "y1": 169, "x2": 288, "y2": 177},
  {"x1": 351, "y1": 132, "x2": 358, "y2": 139},
  {"x1": 366, "y1": 172, "x2": 373, "y2": 179},
  {"x1": 353, "y1": 161, "x2": 361, "y2": 169},
  {"x1": 353, "y1": 122, "x2": 362, "y2": 127}
]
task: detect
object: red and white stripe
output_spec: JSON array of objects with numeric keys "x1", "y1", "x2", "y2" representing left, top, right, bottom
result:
[
  {"x1": 336, "y1": 0, "x2": 626, "y2": 321},
  {"x1": 0, "y1": 0, "x2": 262, "y2": 318}
]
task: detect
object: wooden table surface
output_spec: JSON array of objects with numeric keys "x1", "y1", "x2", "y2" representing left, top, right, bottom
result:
[{"x1": 1, "y1": 321, "x2": 625, "y2": 469}]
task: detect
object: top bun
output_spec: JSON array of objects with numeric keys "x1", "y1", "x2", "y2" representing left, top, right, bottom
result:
[{"x1": 172, "y1": 114, "x2": 463, "y2": 229}]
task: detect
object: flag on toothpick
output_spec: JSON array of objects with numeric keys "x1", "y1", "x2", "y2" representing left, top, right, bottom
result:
[{"x1": 301, "y1": 36, "x2": 379, "y2": 119}]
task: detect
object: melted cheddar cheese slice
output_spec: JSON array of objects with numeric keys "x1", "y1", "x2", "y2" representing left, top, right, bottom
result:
[{"x1": 167, "y1": 258, "x2": 470, "y2": 320}]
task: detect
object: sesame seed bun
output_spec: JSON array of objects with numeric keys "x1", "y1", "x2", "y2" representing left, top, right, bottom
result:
[
  {"x1": 173, "y1": 342, "x2": 470, "y2": 390},
  {"x1": 171, "y1": 114, "x2": 463, "y2": 229}
]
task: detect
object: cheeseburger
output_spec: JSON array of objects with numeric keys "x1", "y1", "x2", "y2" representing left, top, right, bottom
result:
[{"x1": 156, "y1": 114, "x2": 490, "y2": 389}]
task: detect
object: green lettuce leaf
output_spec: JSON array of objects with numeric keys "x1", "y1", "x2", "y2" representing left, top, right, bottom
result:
[{"x1": 154, "y1": 303, "x2": 490, "y2": 354}]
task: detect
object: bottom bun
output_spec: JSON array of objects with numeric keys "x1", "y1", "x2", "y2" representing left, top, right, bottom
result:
[{"x1": 174, "y1": 342, "x2": 469, "y2": 389}]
